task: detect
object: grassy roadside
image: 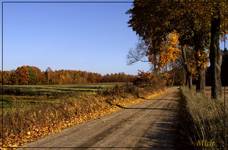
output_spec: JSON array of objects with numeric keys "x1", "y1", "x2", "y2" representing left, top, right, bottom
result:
[
  {"x1": 179, "y1": 87, "x2": 226, "y2": 150},
  {"x1": 0, "y1": 85, "x2": 166, "y2": 148}
]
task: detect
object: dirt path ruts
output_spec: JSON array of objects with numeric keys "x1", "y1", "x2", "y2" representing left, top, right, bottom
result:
[{"x1": 20, "y1": 88, "x2": 179, "y2": 150}]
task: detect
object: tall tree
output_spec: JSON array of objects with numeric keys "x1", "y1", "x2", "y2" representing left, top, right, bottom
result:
[
  {"x1": 168, "y1": 2, "x2": 210, "y2": 93},
  {"x1": 221, "y1": 48, "x2": 228, "y2": 86},
  {"x1": 15, "y1": 66, "x2": 29, "y2": 85},
  {"x1": 45, "y1": 67, "x2": 53, "y2": 84},
  {"x1": 127, "y1": 0, "x2": 227, "y2": 97},
  {"x1": 204, "y1": 1, "x2": 227, "y2": 99},
  {"x1": 127, "y1": 0, "x2": 173, "y2": 71}
]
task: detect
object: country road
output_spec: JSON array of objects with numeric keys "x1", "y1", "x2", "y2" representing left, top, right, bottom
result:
[{"x1": 20, "y1": 88, "x2": 180, "y2": 150}]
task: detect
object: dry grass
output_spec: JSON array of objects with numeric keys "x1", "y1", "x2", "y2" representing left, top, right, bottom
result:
[
  {"x1": 0, "y1": 84, "x2": 164, "y2": 148},
  {"x1": 180, "y1": 87, "x2": 227, "y2": 150}
]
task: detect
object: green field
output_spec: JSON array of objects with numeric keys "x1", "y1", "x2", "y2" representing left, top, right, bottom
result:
[{"x1": 0, "y1": 83, "x2": 125, "y2": 110}]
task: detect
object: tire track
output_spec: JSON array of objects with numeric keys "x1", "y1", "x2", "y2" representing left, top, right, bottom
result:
[
  {"x1": 77, "y1": 98, "x2": 165, "y2": 148},
  {"x1": 21, "y1": 88, "x2": 179, "y2": 149}
]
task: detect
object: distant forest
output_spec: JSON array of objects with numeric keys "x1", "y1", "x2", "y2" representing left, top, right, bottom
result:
[
  {"x1": 1, "y1": 50, "x2": 227, "y2": 85},
  {"x1": 0, "y1": 66, "x2": 135, "y2": 85}
]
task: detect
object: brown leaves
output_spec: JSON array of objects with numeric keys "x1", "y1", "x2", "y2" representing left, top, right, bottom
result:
[{"x1": 1, "y1": 88, "x2": 166, "y2": 149}]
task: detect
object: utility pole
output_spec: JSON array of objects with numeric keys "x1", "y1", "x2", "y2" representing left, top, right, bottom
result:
[
  {"x1": 223, "y1": 6, "x2": 227, "y2": 148},
  {"x1": 224, "y1": 86, "x2": 226, "y2": 150}
]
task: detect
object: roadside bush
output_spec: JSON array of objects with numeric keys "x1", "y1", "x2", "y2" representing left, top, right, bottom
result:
[
  {"x1": 133, "y1": 71, "x2": 166, "y2": 89},
  {"x1": 98, "y1": 84, "x2": 140, "y2": 98},
  {"x1": 0, "y1": 95, "x2": 111, "y2": 146},
  {"x1": 0, "y1": 84, "x2": 164, "y2": 147}
]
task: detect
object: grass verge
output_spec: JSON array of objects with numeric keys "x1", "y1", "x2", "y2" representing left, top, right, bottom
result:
[
  {"x1": 0, "y1": 85, "x2": 165, "y2": 148},
  {"x1": 179, "y1": 87, "x2": 226, "y2": 150}
]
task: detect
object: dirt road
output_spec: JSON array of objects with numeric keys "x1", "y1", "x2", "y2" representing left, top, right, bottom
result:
[{"x1": 20, "y1": 88, "x2": 179, "y2": 150}]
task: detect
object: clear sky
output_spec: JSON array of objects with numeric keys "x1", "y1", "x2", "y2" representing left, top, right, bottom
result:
[
  {"x1": 2, "y1": 1, "x2": 151, "y2": 75},
  {"x1": 1, "y1": 1, "x2": 227, "y2": 75}
]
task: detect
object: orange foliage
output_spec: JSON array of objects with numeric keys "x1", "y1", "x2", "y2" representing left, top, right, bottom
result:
[
  {"x1": 196, "y1": 50, "x2": 208, "y2": 69},
  {"x1": 0, "y1": 66, "x2": 136, "y2": 85},
  {"x1": 159, "y1": 31, "x2": 181, "y2": 68}
]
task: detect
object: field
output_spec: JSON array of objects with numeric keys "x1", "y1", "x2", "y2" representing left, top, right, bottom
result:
[
  {"x1": 0, "y1": 82, "x2": 149, "y2": 147},
  {"x1": 1, "y1": 83, "x2": 125, "y2": 112}
]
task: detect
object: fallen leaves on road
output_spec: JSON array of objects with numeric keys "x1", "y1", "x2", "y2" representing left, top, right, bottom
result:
[{"x1": 1, "y1": 89, "x2": 166, "y2": 149}]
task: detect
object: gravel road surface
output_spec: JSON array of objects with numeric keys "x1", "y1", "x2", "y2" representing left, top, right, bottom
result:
[{"x1": 20, "y1": 88, "x2": 179, "y2": 150}]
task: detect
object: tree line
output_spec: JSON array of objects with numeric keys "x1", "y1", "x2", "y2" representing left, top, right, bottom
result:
[
  {"x1": 0, "y1": 66, "x2": 135, "y2": 85},
  {"x1": 127, "y1": 0, "x2": 227, "y2": 99}
]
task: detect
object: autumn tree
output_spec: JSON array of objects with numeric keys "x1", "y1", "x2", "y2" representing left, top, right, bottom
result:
[
  {"x1": 102, "y1": 73, "x2": 135, "y2": 83},
  {"x1": 127, "y1": 0, "x2": 227, "y2": 97},
  {"x1": 15, "y1": 66, "x2": 29, "y2": 85},
  {"x1": 8, "y1": 71, "x2": 17, "y2": 85},
  {"x1": 133, "y1": 70, "x2": 166, "y2": 88},
  {"x1": 27, "y1": 66, "x2": 43, "y2": 84},
  {"x1": 45, "y1": 67, "x2": 53, "y2": 84},
  {"x1": 190, "y1": 0, "x2": 227, "y2": 98},
  {"x1": 127, "y1": 0, "x2": 173, "y2": 72},
  {"x1": 0, "y1": 71, "x2": 14, "y2": 85},
  {"x1": 159, "y1": 31, "x2": 181, "y2": 68},
  {"x1": 187, "y1": 1, "x2": 227, "y2": 98},
  {"x1": 3, "y1": 65, "x2": 136, "y2": 85},
  {"x1": 160, "y1": 1, "x2": 211, "y2": 93}
]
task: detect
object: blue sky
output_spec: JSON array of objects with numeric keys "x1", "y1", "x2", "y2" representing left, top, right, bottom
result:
[
  {"x1": 1, "y1": 1, "x2": 227, "y2": 75},
  {"x1": 2, "y1": 1, "x2": 151, "y2": 75}
]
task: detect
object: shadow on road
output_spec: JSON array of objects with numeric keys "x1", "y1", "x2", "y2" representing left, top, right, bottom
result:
[
  {"x1": 115, "y1": 104, "x2": 177, "y2": 112},
  {"x1": 132, "y1": 115, "x2": 178, "y2": 150}
]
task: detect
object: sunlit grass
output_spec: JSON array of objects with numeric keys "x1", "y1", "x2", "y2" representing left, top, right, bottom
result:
[
  {"x1": 0, "y1": 84, "x2": 159, "y2": 147},
  {"x1": 0, "y1": 83, "x2": 126, "y2": 111}
]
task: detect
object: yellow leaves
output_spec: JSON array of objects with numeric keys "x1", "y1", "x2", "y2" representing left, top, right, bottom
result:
[
  {"x1": 167, "y1": 31, "x2": 179, "y2": 46},
  {"x1": 34, "y1": 128, "x2": 39, "y2": 132},
  {"x1": 196, "y1": 50, "x2": 209, "y2": 69},
  {"x1": 159, "y1": 31, "x2": 181, "y2": 68},
  {"x1": 145, "y1": 89, "x2": 167, "y2": 99},
  {"x1": 27, "y1": 131, "x2": 31, "y2": 136},
  {"x1": 188, "y1": 60, "x2": 197, "y2": 75}
]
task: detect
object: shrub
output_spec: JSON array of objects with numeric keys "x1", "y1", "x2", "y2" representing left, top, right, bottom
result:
[{"x1": 133, "y1": 71, "x2": 166, "y2": 89}]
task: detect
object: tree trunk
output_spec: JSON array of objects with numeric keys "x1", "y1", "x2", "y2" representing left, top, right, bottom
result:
[
  {"x1": 195, "y1": 50, "x2": 206, "y2": 93},
  {"x1": 181, "y1": 46, "x2": 192, "y2": 89},
  {"x1": 172, "y1": 71, "x2": 175, "y2": 86},
  {"x1": 187, "y1": 73, "x2": 192, "y2": 89},
  {"x1": 183, "y1": 70, "x2": 186, "y2": 86},
  {"x1": 209, "y1": 12, "x2": 222, "y2": 100},
  {"x1": 196, "y1": 69, "x2": 205, "y2": 93}
]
